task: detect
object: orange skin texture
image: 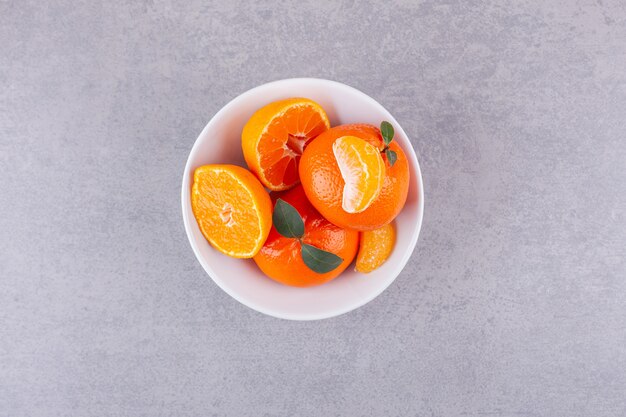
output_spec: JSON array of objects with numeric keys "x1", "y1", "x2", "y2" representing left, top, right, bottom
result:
[
  {"x1": 299, "y1": 124, "x2": 410, "y2": 231},
  {"x1": 253, "y1": 185, "x2": 359, "y2": 287}
]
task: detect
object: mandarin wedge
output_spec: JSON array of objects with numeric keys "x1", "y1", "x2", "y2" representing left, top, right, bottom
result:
[
  {"x1": 242, "y1": 98, "x2": 330, "y2": 191},
  {"x1": 300, "y1": 124, "x2": 410, "y2": 231},
  {"x1": 333, "y1": 135, "x2": 385, "y2": 213},
  {"x1": 355, "y1": 222, "x2": 396, "y2": 273},
  {"x1": 191, "y1": 164, "x2": 272, "y2": 258}
]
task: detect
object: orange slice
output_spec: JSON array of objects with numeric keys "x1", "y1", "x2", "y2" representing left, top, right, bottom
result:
[
  {"x1": 191, "y1": 164, "x2": 272, "y2": 258},
  {"x1": 355, "y1": 222, "x2": 395, "y2": 273},
  {"x1": 242, "y1": 98, "x2": 330, "y2": 191},
  {"x1": 332, "y1": 135, "x2": 385, "y2": 213}
]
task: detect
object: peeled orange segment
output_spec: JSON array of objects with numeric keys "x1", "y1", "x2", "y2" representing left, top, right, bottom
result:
[
  {"x1": 242, "y1": 98, "x2": 330, "y2": 191},
  {"x1": 332, "y1": 135, "x2": 385, "y2": 213},
  {"x1": 191, "y1": 164, "x2": 272, "y2": 258},
  {"x1": 355, "y1": 222, "x2": 395, "y2": 273}
]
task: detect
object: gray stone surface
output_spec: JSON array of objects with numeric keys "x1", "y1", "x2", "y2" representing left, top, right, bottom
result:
[{"x1": 2, "y1": 0, "x2": 626, "y2": 416}]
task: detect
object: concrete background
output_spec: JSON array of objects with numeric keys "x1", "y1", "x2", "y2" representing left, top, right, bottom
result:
[{"x1": 2, "y1": 1, "x2": 626, "y2": 416}]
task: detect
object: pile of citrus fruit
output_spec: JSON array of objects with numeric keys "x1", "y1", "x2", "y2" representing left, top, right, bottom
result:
[{"x1": 191, "y1": 98, "x2": 409, "y2": 287}]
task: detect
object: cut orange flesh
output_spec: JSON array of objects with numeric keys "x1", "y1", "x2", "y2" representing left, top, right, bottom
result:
[
  {"x1": 242, "y1": 98, "x2": 330, "y2": 191},
  {"x1": 332, "y1": 135, "x2": 385, "y2": 213},
  {"x1": 191, "y1": 164, "x2": 272, "y2": 258}
]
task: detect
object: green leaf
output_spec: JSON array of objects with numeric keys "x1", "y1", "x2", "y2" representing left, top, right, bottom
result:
[
  {"x1": 273, "y1": 199, "x2": 304, "y2": 238},
  {"x1": 385, "y1": 149, "x2": 397, "y2": 167},
  {"x1": 380, "y1": 121, "x2": 394, "y2": 146},
  {"x1": 301, "y1": 243, "x2": 343, "y2": 274}
]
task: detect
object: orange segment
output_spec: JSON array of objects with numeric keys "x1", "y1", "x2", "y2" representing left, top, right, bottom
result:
[
  {"x1": 355, "y1": 222, "x2": 395, "y2": 273},
  {"x1": 242, "y1": 98, "x2": 330, "y2": 191},
  {"x1": 191, "y1": 164, "x2": 272, "y2": 258},
  {"x1": 332, "y1": 135, "x2": 385, "y2": 213}
]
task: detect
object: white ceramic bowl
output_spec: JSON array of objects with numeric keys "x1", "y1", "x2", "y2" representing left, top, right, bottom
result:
[{"x1": 181, "y1": 78, "x2": 424, "y2": 320}]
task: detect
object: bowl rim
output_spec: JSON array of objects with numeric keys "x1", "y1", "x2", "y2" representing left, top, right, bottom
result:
[{"x1": 181, "y1": 77, "x2": 424, "y2": 320}]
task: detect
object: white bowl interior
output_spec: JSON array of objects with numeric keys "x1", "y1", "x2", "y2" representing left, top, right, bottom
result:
[{"x1": 181, "y1": 78, "x2": 424, "y2": 320}]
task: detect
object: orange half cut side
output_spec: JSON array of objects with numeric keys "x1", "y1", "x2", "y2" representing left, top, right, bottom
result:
[
  {"x1": 242, "y1": 98, "x2": 330, "y2": 191},
  {"x1": 191, "y1": 164, "x2": 272, "y2": 258}
]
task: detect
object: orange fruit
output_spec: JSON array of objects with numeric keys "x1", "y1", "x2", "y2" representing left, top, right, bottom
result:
[
  {"x1": 253, "y1": 185, "x2": 359, "y2": 287},
  {"x1": 333, "y1": 135, "x2": 385, "y2": 213},
  {"x1": 355, "y1": 222, "x2": 395, "y2": 273},
  {"x1": 242, "y1": 98, "x2": 330, "y2": 191},
  {"x1": 191, "y1": 164, "x2": 272, "y2": 258},
  {"x1": 299, "y1": 124, "x2": 410, "y2": 231}
]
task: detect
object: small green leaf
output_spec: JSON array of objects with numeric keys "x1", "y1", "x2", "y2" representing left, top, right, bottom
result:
[
  {"x1": 301, "y1": 243, "x2": 343, "y2": 274},
  {"x1": 273, "y1": 199, "x2": 304, "y2": 238},
  {"x1": 385, "y1": 149, "x2": 397, "y2": 167},
  {"x1": 380, "y1": 121, "x2": 394, "y2": 146}
]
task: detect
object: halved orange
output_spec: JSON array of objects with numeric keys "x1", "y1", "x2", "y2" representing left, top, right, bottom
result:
[
  {"x1": 242, "y1": 98, "x2": 330, "y2": 191},
  {"x1": 191, "y1": 164, "x2": 272, "y2": 258},
  {"x1": 332, "y1": 135, "x2": 385, "y2": 213},
  {"x1": 355, "y1": 222, "x2": 395, "y2": 273}
]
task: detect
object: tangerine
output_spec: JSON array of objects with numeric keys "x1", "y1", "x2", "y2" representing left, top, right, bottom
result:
[
  {"x1": 242, "y1": 98, "x2": 330, "y2": 191},
  {"x1": 191, "y1": 164, "x2": 272, "y2": 258},
  {"x1": 299, "y1": 124, "x2": 410, "y2": 231},
  {"x1": 253, "y1": 185, "x2": 358, "y2": 287}
]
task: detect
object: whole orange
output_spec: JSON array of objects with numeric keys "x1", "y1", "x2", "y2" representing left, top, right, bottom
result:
[
  {"x1": 299, "y1": 124, "x2": 410, "y2": 231},
  {"x1": 253, "y1": 185, "x2": 359, "y2": 287}
]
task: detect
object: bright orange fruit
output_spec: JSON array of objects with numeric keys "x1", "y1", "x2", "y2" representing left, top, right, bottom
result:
[
  {"x1": 253, "y1": 185, "x2": 359, "y2": 287},
  {"x1": 355, "y1": 222, "x2": 396, "y2": 273},
  {"x1": 191, "y1": 164, "x2": 272, "y2": 258},
  {"x1": 333, "y1": 135, "x2": 385, "y2": 213},
  {"x1": 242, "y1": 98, "x2": 330, "y2": 191},
  {"x1": 299, "y1": 124, "x2": 410, "y2": 231}
]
